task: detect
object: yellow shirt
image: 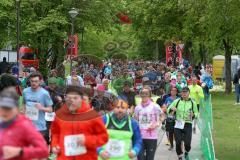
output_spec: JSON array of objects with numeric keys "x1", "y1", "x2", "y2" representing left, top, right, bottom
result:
[{"x1": 189, "y1": 84, "x2": 204, "y2": 105}]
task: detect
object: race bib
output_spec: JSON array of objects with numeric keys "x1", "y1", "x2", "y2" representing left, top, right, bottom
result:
[
  {"x1": 45, "y1": 112, "x2": 55, "y2": 121},
  {"x1": 139, "y1": 114, "x2": 151, "y2": 129},
  {"x1": 174, "y1": 120, "x2": 185, "y2": 129},
  {"x1": 64, "y1": 134, "x2": 87, "y2": 156},
  {"x1": 26, "y1": 102, "x2": 39, "y2": 121},
  {"x1": 106, "y1": 140, "x2": 125, "y2": 158},
  {"x1": 85, "y1": 84, "x2": 91, "y2": 89}
]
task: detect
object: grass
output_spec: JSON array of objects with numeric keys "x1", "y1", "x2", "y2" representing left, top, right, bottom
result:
[{"x1": 212, "y1": 92, "x2": 240, "y2": 160}]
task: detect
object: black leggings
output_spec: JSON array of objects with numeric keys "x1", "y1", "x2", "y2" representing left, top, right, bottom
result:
[
  {"x1": 169, "y1": 131, "x2": 174, "y2": 147},
  {"x1": 137, "y1": 139, "x2": 157, "y2": 160},
  {"x1": 40, "y1": 130, "x2": 50, "y2": 145},
  {"x1": 166, "y1": 121, "x2": 175, "y2": 147},
  {"x1": 174, "y1": 123, "x2": 192, "y2": 156}
]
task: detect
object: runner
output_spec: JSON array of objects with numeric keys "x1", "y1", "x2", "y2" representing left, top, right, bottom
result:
[
  {"x1": 167, "y1": 87, "x2": 199, "y2": 160},
  {"x1": 49, "y1": 69, "x2": 65, "y2": 87},
  {"x1": 22, "y1": 72, "x2": 53, "y2": 144},
  {"x1": 51, "y1": 85, "x2": 108, "y2": 160},
  {"x1": 45, "y1": 77, "x2": 64, "y2": 145},
  {"x1": 118, "y1": 81, "x2": 136, "y2": 115},
  {"x1": 189, "y1": 75, "x2": 204, "y2": 133},
  {"x1": 134, "y1": 86, "x2": 163, "y2": 160},
  {"x1": 163, "y1": 86, "x2": 179, "y2": 151},
  {"x1": 66, "y1": 68, "x2": 85, "y2": 86},
  {"x1": 98, "y1": 99, "x2": 142, "y2": 160},
  {"x1": 0, "y1": 87, "x2": 48, "y2": 160}
]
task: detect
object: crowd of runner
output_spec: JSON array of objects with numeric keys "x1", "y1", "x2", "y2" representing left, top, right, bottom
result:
[{"x1": 0, "y1": 59, "x2": 214, "y2": 160}]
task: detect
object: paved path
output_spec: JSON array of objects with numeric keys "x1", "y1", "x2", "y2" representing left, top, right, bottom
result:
[{"x1": 154, "y1": 126, "x2": 204, "y2": 160}]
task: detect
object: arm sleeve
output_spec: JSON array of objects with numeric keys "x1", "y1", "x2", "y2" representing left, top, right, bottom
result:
[
  {"x1": 193, "y1": 101, "x2": 199, "y2": 118},
  {"x1": 198, "y1": 87, "x2": 205, "y2": 99},
  {"x1": 79, "y1": 77, "x2": 85, "y2": 87},
  {"x1": 44, "y1": 92, "x2": 53, "y2": 107},
  {"x1": 21, "y1": 120, "x2": 49, "y2": 159},
  {"x1": 167, "y1": 99, "x2": 178, "y2": 114},
  {"x1": 134, "y1": 106, "x2": 139, "y2": 121},
  {"x1": 50, "y1": 118, "x2": 60, "y2": 148},
  {"x1": 84, "y1": 117, "x2": 109, "y2": 149},
  {"x1": 97, "y1": 115, "x2": 107, "y2": 154},
  {"x1": 131, "y1": 119, "x2": 142, "y2": 155},
  {"x1": 22, "y1": 90, "x2": 26, "y2": 104}
]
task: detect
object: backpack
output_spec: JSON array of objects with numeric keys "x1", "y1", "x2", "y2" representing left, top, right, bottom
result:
[{"x1": 166, "y1": 98, "x2": 194, "y2": 123}]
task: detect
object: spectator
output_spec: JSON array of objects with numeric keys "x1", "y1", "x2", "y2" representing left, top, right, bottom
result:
[
  {"x1": 0, "y1": 57, "x2": 10, "y2": 74},
  {"x1": 233, "y1": 67, "x2": 240, "y2": 105},
  {"x1": 0, "y1": 88, "x2": 49, "y2": 160}
]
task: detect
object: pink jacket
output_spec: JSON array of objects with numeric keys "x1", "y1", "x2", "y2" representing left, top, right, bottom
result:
[{"x1": 0, "y1": 115, "x2": 49, "y2": 160}]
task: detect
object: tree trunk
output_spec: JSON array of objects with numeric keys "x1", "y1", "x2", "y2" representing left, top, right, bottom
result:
[
  {"x1": 199, "y1": 42, "x2": 207, "y2": 65},
  {"x1": 155, "y1": 40, "x2": 159, "y2": 60},
  {"x1": 202, "y1": 43, "x2": 207, "y2": 65},
  {"x1": 184, "y1": 40, "x2": 192, "y2": 62},
  {"x1": 223, "y1": 39, "x2": 232, "y2": 94}
]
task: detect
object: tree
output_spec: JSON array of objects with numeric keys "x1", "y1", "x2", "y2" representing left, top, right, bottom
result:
[
  {"x1": 205, "y1": 0, "x2": 240, "y2": 94},
  {"x1": 0, "y1": 0, "x2": 16, "y2": 49}
]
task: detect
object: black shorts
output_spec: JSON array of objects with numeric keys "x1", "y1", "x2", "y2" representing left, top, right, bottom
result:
[{"x1": 166, "y1": 121, "x2": 175, "y2": 132}]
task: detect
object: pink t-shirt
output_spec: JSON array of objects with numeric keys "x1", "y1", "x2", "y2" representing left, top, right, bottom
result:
[{"x1": 134, "y1": 100, "x2": 162, "y2": 139}]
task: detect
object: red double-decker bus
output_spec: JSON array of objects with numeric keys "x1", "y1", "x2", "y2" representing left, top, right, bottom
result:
[{"x1": 19, "y1": 46, "x2": 39, "y2": 69}]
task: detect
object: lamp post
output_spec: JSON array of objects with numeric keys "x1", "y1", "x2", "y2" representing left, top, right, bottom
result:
[
  {"x1": 16, "y1": 0, "x2": 20, "y2": 76},
  {"x1": 79, "y1": 25, "x2": 84, "y2": 54},
  {"x1": 68, "y1": 8, "x2": 78, "y2": 73}
]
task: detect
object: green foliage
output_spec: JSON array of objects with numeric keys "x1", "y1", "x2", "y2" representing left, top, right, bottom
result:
[{"x1": 1, "y1": 0, "x2": 240, "y2": 77}]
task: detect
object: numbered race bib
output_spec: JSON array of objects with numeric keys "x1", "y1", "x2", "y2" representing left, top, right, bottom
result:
[
  {"x1": 106, "y1": 139, "x2": 125, "y2": 158},
  {"x1": 85, "y1": 84, "x2": 91, "y2": 89},
  {"x1": 64, "y1": 134, "x2": 87, "y2": 156},
  {"x1": 174, "y1": 120, "x2": 185, "y2": 129},
  {"x1": 45, "y1": 112, "x2": 56, "y2": 121},
  {"x1": 139, "y1": 114, "x2": 151, "y2": 129},
  {"x1": 26, "y1": 102, "x2": 39, "y2": 121}
]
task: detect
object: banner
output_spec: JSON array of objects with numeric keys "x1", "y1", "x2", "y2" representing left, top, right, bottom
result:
[
  {"x1": 166, "y1": 43, "x2": 184, "y2": 66},
  {"x1": 67, "y1": 34, "x2": 78, "y2": 58}
]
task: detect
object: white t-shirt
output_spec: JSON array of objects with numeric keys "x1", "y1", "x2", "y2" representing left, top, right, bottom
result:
[{"x1": 66, "y1": 75, "x2": 85, "y2": 87}]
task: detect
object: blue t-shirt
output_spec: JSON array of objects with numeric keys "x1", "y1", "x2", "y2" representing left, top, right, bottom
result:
[
  {"x1": 23, "y1": 87, "x2": 53, "y2": 131},
  {"x1": 104, "y1": 66, "x2": 112, "y2": 75},
  {"x1": 143, "y1": 71, "x2": 158, "y2": 81},
  {"x1": 164, "y1": 96, "x2": 179, "y2": 107}
]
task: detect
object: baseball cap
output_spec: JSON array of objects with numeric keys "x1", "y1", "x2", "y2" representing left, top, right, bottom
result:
[
  {"x1": 0, "y1": 88, "x2": 19, "y2": 108},
  {"x1": 0, "y1": 97, "x2": 18, "y2": 108},
  {"x1": 123, "y1": 81, "x2": 132, "y2": 87},
  {"x1": 181, "y1": 87, "x2": 190, "y2": 92},
  {"x1": 48, "y1": 77, "x2": 57, "y2": 84}
]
